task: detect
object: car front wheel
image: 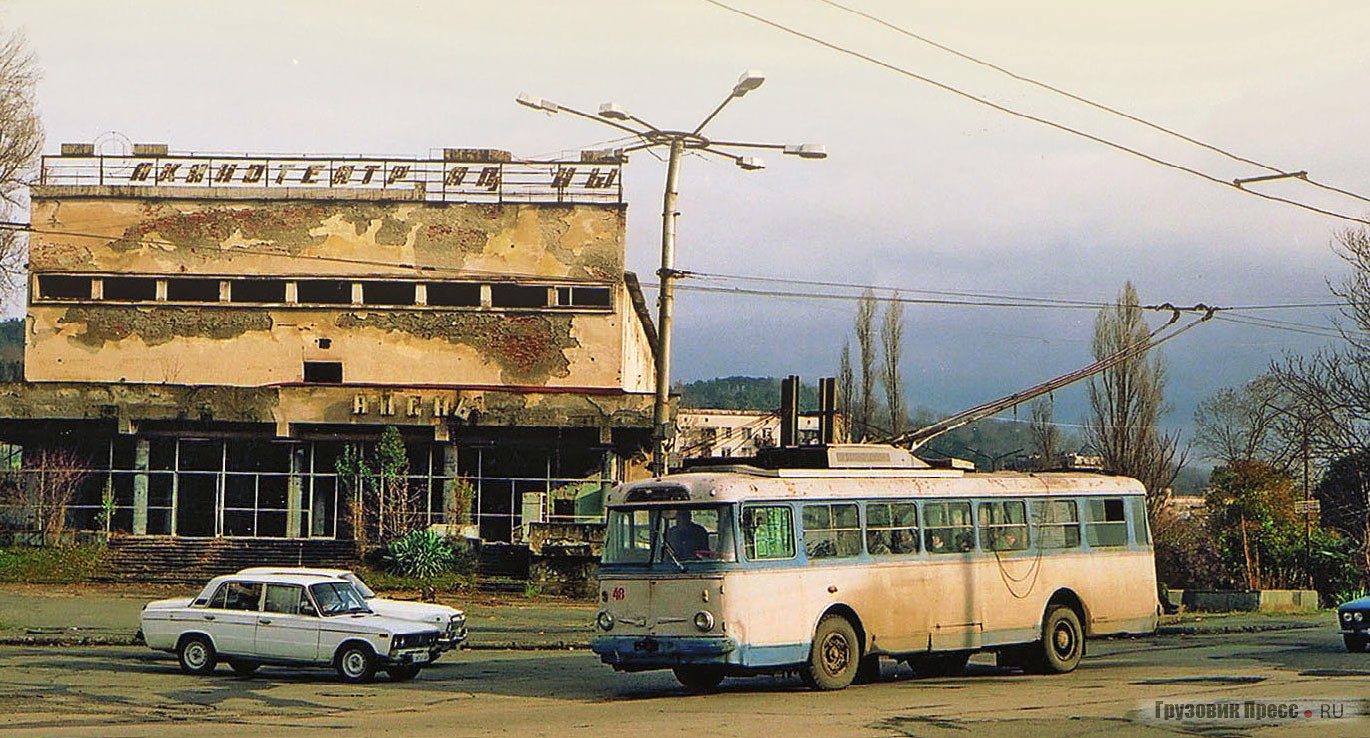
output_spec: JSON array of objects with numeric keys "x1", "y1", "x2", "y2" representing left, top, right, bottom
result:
[
  {"x1": 177, "y1": 635, "x2": 217, "y2": 676},
  {"x1": 335, "y1": 643, "x2": 377, "y2": 684}
]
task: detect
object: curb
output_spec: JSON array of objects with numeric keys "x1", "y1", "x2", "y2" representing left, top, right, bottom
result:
[{"x1": 1155, "y1": 622, "x2": 1322, "y2": 636}]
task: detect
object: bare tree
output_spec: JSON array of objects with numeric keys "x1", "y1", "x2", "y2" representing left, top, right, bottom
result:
[
  {"x1": 1029, "y1": 396, "x2": 1061, "y2": 469},
  {"x1": 1192, "y1": 374, "x2": 1309, "y2": 472},
  {"x1": 854, "y1": 290, "x2": 878, "y2": 440},
  {"x1": 838, "y1": 340, "x2": 854, "y2": 443},
  {"x1": 0, "y1": 30, "x2": 42, "y2": 289},
  {"x1": 880, "y1": 297, "x2": 906, "y2": 436},
  {"x1": 1086, "y1": 282, "x2": 1184, "y2": 517}
]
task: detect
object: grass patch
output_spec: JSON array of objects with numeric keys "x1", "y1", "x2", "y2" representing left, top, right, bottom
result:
[
  {"x1": 350, "y1": 562, "x2": 475, "y2": 595},
  {"x1": 0, "y1": 544, "x2": 104, "y2": 583}
]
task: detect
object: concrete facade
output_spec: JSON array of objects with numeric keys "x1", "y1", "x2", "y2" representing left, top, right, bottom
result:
[{"x1": 0, "y1": 146, "x2": 658, "y2": 544}]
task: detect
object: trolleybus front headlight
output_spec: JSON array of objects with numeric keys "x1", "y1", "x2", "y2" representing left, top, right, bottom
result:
[
  {"x1": 693, "y1": 611, "x2": 715, "y2": 632},
  {"x1": 597, "y1": 611, "x2": 615, "y2": 631}
]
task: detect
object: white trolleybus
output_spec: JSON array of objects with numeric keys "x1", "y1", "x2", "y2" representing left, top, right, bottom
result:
[{"x1": 591, "y1": 444, "x2": 1158, "y2": 690}]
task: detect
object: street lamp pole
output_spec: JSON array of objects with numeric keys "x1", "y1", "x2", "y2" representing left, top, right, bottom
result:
[{"x1": 518, "y1": 72, "x2": 826, "y2": 476}]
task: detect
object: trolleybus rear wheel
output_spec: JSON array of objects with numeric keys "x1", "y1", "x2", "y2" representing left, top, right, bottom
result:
[{"x1": 1032, "y1": 605, "x2": 1084, "y2": 674}]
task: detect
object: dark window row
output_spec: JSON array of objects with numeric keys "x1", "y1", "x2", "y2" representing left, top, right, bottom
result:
[
  {"x1": 742, "y1": 495, "x2": 1147, "y2": 562},
  {"x1": 34, "y1": 275, "x2": 613, "y2": 309}
]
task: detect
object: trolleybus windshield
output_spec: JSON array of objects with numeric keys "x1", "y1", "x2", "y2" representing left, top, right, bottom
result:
[{"x1": 603, "y1": 505, "x2": 736, "y2": 566}]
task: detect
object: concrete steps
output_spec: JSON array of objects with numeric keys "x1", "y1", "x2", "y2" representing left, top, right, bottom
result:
[{"x1": 93, "y1": 537, "x2": 358, "y2": 584}]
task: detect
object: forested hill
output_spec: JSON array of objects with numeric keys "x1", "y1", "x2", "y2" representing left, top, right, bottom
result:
[{"x1": 678, "y1": 376, "x2": 819, "y2": 411}]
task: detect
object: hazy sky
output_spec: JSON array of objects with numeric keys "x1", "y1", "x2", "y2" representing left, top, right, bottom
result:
[{"x1": 5, "y1": 0, "x2": 1368, "y2": 435}]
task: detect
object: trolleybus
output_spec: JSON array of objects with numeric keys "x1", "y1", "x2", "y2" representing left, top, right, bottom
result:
[{"x1": 590, "y1": 444, "x2": 1158, "y2": 690}]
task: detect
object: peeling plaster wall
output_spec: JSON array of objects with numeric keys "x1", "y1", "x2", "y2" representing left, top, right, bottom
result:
[{"x1": 26, "y1": 194, "x2": 654, "y2": 392}]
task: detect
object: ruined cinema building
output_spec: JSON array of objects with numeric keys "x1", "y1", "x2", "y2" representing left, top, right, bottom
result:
[{"x1": 0, "y1": 143, "x2": 657, "y2": 550}]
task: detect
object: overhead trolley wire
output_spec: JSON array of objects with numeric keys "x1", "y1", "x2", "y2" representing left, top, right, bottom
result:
[{"x1": 701, "y1": 0, "x2": 1370, "y2": 227}]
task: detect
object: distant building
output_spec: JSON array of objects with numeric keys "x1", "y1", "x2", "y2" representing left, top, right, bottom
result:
[
  {"x1": 0, "y1": 143, "x2": 657, "y2": 545},
  {"x1": 677, "y1": 409, "x2": 839, "y2": 461}
]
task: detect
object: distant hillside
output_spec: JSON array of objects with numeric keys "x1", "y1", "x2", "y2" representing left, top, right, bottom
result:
[
  {"x1": 0, "y1": 319, "x2": 19, "y2": 381},
  {"x1": 678, "y1": 376, "x2": 820, "y2": 411}
]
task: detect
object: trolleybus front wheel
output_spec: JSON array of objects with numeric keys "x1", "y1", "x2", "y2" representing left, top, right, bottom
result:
[
  {"x1": 673, "y1": 665, "x2": 725, "y2": 691},
  {"x1": 801, "y1": 614, "x2": 861, "y2": 690}
]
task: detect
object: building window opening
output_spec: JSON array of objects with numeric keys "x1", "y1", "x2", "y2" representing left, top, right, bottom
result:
[
  {"x1": 554, "y1": 285, "x2": 611, "y2": 308},
  {"x1": 231, "y1": 278, "x2": 287, "y2": 303},
  {"x1": 303, "y1": 361, "x2": 343, "y2": 384},
  {"x1": 166, "y1": 278, "x2": 221, "y2": 302},
  {"x1": 426, "y1": 282, "x2": 481, "y2": 307},
  {"x1": 102, "y1": 277, "x2": 157, "y2": 301},
  {"x1": 37, "y1": 274, "x2": 93, "y2": 300},
  {"x1": 361, "y1": 281, "x2": 416, "y2": 306},
  {"x1": 490, "y1": 284, "x2": 548, "y2": 309},
  {"x1": 296, "y1": 280, "x2": 353, "y2": 305}
]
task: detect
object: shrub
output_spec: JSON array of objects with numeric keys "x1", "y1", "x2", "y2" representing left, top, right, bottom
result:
[{"x1": 382, "y1": 529, "x2": 457, "y2": 579}]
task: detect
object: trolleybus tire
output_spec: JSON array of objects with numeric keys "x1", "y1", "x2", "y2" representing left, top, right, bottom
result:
[
  {"x1": 801, "y1": 614, "x2": 861, "y2": 690},
  {"x1": 672, "y1": 665, "x2": 725, "y2": 690},
  {"x1": 1032, "y1": 605, "x2": 1084, "y2": 674}
]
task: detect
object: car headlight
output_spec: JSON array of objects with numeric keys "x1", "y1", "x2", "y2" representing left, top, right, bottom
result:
[
  {"x1": 1357, "y1": 612, "x2": 1365, "y2": 623},
  {"x1": 693, "y1": 611, "x2": 715, "y2": 632},
  {"x1": 597, "y1": 611, "x2": 615, "y2": 631},
  {"x1": 1345, "y1": 611, "x2": 1354, "y2": 622}
]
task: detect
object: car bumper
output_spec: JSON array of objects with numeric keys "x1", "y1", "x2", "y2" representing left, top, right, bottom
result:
[
  {"x1": 591, "y1": 635, "x2": 737, "y2": 671},
  {"x1": 384, "y1": 646, "x2": 436, "y2": 666}
]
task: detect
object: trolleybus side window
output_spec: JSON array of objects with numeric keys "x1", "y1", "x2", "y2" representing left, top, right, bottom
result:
[
  {"x1": 1129, "y1": 497, "x2": 1151, "y2": 545},
  {"x1": 978, "y1": 500, "x2": 1030, "y2": 551},
  {"x1": 865, "y1": 501, "x2": 920, "y2": 555},
  {"x1": 802, "y1": 503, "x2": 862, "y2": 559},
  {"x1": 742, "y1": 505, "x2": 796, "y2": 560},
  {"x1": 1034, "y1": 499, "x2": 1081, "y2": 549},
  {"x1": 924, "y1": 501, "x2": 975, "y2": 553},
  {"x1": 1085, "y1": 498, "x2": 1129, "y2": 547},
  {"x1": 605, "y1": 509, "x2": 653, "y2": 563}
]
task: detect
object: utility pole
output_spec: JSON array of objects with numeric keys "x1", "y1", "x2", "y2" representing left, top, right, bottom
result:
[{"x1": 518, "y1": 72, "x2": 826, "y2": 476}]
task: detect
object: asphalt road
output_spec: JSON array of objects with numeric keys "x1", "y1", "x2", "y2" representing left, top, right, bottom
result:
[{"x1": 1, "y1": 627, "x2": 1367, "y2": 738}]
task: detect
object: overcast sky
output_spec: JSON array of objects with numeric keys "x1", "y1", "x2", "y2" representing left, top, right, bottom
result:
[{"x1": 5, "y1": 0, "x2": 1367, "y2": 436}]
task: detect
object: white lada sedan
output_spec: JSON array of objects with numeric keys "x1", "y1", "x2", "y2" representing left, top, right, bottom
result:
[
  {"x1": 140, "y1": 572, "x2": 441, "y2": 683},
  {"x1": 236, "y1": 567, "x2": 467, "y2": 656}
]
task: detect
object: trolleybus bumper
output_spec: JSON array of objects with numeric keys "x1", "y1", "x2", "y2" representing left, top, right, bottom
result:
[{"x1": 591, "y1": 635, "x2": 737, "y2": 671}]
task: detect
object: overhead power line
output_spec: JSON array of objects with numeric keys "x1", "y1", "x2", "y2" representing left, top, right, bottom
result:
[
  {"x1": 701, "y1": 0, "x2": 1370, "y2": 226},
  {"x1": 818, "y1": 0, "x2": 1370, "y2": 208}
]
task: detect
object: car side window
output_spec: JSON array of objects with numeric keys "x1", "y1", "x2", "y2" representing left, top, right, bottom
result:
[
  {"x1": 263, "y1": 584, "x2": 302, "y2": 614},
  {"x1": 222, "y1": 581, "x2": 263, "y2": 611},
  {"x1": 207, "y1": 583, "x2": 229, "y2": 609}
]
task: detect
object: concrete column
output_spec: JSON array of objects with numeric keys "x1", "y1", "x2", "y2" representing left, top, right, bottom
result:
[
  {"x1": 132, "y1": 438, "x2": 149, "y2": 535},
  {"x1": 287, "y1": 445, "x2": 305, "y2": 538},
  {"x1": 441, "y1": 441, "x2": 460, "y2": 525}
]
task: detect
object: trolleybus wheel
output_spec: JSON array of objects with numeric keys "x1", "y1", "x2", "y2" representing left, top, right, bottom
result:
[
  {"x1": 801, "y1": 614, "x2": 861, "y2": 690},
  {"x1": 673, "y1": 665, "x2": 725, "y2": 690},
  {"x1": 1032, "y1": 605, "x2": 1084, "y2": 674}
]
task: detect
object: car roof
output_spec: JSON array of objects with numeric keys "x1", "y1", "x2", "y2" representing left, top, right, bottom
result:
[
  {"x1": 209, "y1": 572, "x2": 344, "y2": 587},
  {"x1": 237, "y1": 567, "x2": 354, "y2": 578}
]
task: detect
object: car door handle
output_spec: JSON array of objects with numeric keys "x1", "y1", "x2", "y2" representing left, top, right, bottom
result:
[
  {"x1": 258, "y1": 618, "x2": 272, "y2": 625},
  {"x1": 202, "y1": 615, "x2": 216, "y2": 621}
]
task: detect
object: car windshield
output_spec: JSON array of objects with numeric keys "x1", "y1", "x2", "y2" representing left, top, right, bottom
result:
[
  {"x1": 309, "y1": 581, "x2": 372, "y2": 615},
  {"x1": 602, "y1": 505, "x2": 735, "y2": 567},
  {"x1": 340, "y1": 572, "x2": 377, "y2": 599}
]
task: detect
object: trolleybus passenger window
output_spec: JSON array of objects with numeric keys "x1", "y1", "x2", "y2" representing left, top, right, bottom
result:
[
  {"x1": 924, "y1": 501, "x2": 974, "y2": 553},
  {"x1": 1085, "y1": 498, "x2": 1129, "y2": 547},
  {"x1": 1129, "y1": 497, "x2": 1151, "y2": 545},
  {"x1": 1034, "y1": 499, "x2": 1081, "y2": 549},
  {"x1": 802, "y1": 503, "x2": 861, "y2": 559},
  {"x1": 866, "y1": 502, "x2": 920, "y2": 555},
  {"x1": 742, "y1": 506, "x2": 795, "y2": 560},
  {"x1": 979, "y1": 500, "x2": 1030, "y2": 551}
]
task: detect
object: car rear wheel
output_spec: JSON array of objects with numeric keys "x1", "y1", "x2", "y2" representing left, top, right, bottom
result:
[
  {"x1": 1345, "y1": 634, "x2": 1368, "y2": 653},
  {"x1": 335, "y1": 643, "x2": 377, "y2": 684},
  {"x1": 386, "y1": 664, "x2": 422, "y2": 682},
  {"x1": 177, "y1": 635, "x2": 217, "y2": 676}
]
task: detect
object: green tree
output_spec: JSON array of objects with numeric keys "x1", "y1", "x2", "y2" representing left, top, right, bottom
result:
[
  {"x1": 337, "y1": 426, "x2": 415, "y2": 550},
  {"x1": 1206, "y1": 460, "x2": 1298, "y2": 589}
]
